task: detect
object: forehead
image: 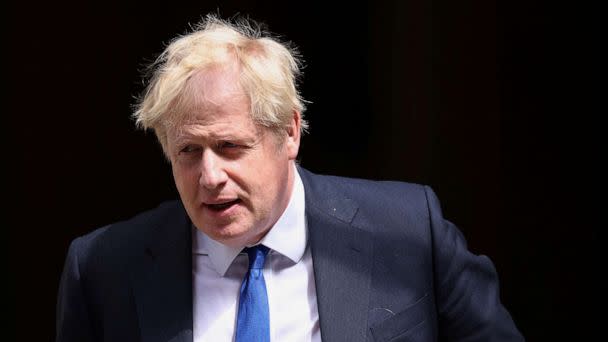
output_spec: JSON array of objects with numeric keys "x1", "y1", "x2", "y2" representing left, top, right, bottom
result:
[
  {"x1": 168, "y1": 64, "x2": 251, "y2": 122},
  {"x1": 173, "y1": 111, "x2": 257, "y2": 138},
  {"x1": 167, "y1": 66, "x2": 260, "y2": 137},
  {"x1": 192, "y1": 65, "x2": 242, "y2": 101},
  {"x1": 180, "y1": 63, "x2": 247, "y2": 113}
]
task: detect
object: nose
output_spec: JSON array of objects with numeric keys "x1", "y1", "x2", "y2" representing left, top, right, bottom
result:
[{"x1": 199, "y1": 150, "x2": 228, "y2": 189}]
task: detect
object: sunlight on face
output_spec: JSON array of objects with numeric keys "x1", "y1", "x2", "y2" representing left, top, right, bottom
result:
[{"x1": 166, "y1": 64, "x2": 300, "y2": 247}]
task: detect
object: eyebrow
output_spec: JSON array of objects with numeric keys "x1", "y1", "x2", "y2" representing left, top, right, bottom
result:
[{"x1": 172, "y1": 131, "x2": 256, "y2": 147}]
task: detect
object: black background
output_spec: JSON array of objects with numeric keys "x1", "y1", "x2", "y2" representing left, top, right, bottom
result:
[{"x1": 4, "y1": 0, "x2": 600, "y2": 341}]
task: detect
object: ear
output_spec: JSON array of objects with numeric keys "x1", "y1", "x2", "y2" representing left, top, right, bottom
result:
[{"x1": 285, "y1": 110, "x2": 301, "y2": 160}]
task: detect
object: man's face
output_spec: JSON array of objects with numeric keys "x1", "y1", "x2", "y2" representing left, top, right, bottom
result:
[{"x1": 166, "y1": 66, "x2": 300, "y2": 247}]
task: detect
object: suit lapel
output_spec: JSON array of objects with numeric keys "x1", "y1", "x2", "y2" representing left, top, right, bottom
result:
[
  {"x1": 300, "y1": 168, "x2": 374, "y2": 342},
  {"x1": 128, "y1": 169, "x2": 374, "y2": 342},
  {"x1": 130, "y1": 204, "x2": 193, "y2": 342}
]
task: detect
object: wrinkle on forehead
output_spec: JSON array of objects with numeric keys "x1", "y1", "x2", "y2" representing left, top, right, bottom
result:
[
  {"x1": 163, "y1": 61, "x2": 265, "y2": 148},
  {"x1": 170, "y1": 119, "x2": 261, "y2": 147}
]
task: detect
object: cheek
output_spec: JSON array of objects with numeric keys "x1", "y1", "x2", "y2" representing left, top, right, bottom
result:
[
  {"x1": 173, "y1": 166, "x2": 199, "y2": 197},
  {"x1": 253, "y1": 165, "x2": 284, "y2": 203},
  {"x1": 238, "y1": 168, "x2": 272, "y2": 205}
]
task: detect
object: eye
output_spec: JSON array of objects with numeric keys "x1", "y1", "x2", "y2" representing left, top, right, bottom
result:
[
  {"x1": 216, "y1": 141, "x2": 246, "y2": 158},
  {"x1": 220, "y1": 141, "x2": 239, "y2": 149},
  {"x1": 179, "y1": 145, "x2": 202, "y2": 154}
]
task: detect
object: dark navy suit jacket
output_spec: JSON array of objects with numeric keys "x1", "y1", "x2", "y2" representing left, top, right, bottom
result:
[{"x1": 56, "y1": 167, "x2": 524, "y2": 341}]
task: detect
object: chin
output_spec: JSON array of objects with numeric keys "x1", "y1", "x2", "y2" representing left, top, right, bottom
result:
[
  {"x1": 203, "y1": 224, "x2": 249, "y2": 246},
  {"x1": 214, "y1": 234, "x2": 250, "y2": 248}
]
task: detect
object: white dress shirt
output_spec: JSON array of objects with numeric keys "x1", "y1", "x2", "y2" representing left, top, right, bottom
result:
[{"x1": 192, "y1": 168, "x2": 321, "y2": 342}]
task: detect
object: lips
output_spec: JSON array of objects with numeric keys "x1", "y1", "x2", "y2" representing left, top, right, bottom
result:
[{"x1": 204, "y1": 199, "x2": 241, "y2": 212}]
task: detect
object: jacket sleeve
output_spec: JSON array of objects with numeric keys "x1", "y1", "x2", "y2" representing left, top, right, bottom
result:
[
  {"x1": 424, "y1": 186, "x2": 525, "y2": 341},
  {"x1": 56, "y1": 237, "x2": 94, "y2": 342}
]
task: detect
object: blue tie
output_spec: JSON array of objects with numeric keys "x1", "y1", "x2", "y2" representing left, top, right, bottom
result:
[{"x1": 235, "y1": 245, "x2": 270, "y2": 342}]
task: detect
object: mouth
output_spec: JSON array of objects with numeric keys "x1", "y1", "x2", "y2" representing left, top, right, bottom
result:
[{"x1": 204, "y1": 199, "x2": 241, "y2": 212}]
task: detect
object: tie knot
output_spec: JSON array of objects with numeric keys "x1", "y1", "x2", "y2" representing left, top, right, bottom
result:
[{"x1": 245, "y1": 245, "x2": 269, "y2": 270}]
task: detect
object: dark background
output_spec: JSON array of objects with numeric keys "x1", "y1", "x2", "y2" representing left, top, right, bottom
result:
[{"x1": 4, "y1": 0, "x2": 600, "y2": 341}]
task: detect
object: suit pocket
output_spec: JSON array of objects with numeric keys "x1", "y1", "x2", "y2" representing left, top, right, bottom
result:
[{"x1": 369, "y1": 293, "x2": 430, "y2": 342}]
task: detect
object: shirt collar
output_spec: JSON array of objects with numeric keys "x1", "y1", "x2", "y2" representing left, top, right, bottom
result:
[{"x1": 192, "y1": 164, "x2": 307, "y2": 276}]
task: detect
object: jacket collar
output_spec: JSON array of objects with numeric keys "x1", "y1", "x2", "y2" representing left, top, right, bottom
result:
[
  {"x1": 298, "y1": 166, "x2": 374, "y2": 342},
  {"x1": 130, "y1": 167, "x2": 374, "y2": 342},
  {"x1": 130, "y1": 201, "x2": 193, "y2": 342}
]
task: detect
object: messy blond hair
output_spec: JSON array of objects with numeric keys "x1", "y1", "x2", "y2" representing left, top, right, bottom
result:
[{"x1": 133, "y1": 15, "x2": 307, "y2": 150}]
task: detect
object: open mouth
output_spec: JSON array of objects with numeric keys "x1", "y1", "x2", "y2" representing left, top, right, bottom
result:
[{"x1": 205, "y1": 199, "x2": 241, "y2": 212}]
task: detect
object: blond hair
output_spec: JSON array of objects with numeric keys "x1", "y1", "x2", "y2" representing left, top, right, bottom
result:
[{"x1": 133, "y1": 15, "x2": 308, "y2": 150}]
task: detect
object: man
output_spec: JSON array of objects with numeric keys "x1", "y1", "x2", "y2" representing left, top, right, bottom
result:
[{"x1": 56, "y1": 15, "x2": 524, "y2": 342}]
